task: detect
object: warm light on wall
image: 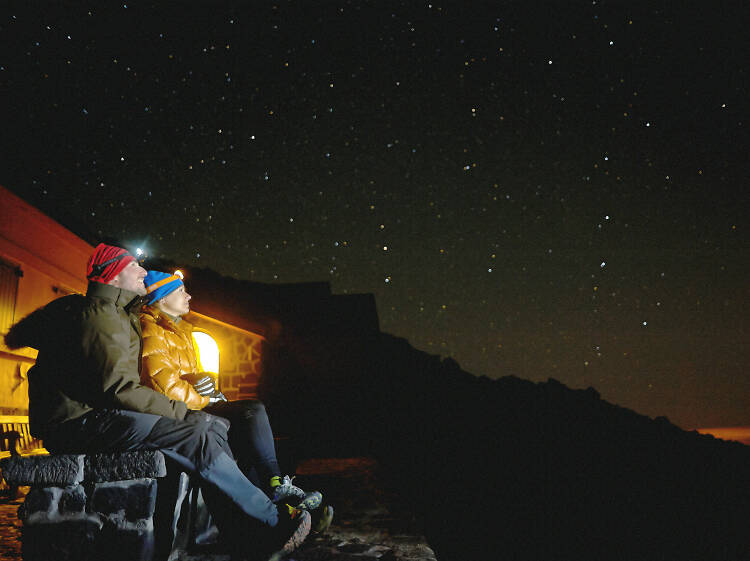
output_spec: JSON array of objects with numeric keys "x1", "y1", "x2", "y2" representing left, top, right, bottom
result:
[{"x1": 192, "y1": 331, "x2": 219, "y2": 374}]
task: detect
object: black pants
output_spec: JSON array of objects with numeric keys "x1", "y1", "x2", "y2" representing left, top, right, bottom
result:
[
  {"x1": 204, "y1": 400, "x2": 281, "y2": 489},
  {"x1": 44, "y1": 408, "x2": 279, "y2": 526}
]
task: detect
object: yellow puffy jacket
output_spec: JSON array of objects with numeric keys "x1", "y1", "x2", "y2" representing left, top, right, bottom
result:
[{"x1": 139, "y1": 305, "x2": 216, "y2": 410}]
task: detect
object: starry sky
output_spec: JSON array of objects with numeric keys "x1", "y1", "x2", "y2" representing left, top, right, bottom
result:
[{"x1": 1, "y1": 2, "x2": 748, "y2": 430}]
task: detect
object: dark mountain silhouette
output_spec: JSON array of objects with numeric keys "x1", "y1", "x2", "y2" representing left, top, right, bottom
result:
[{"x1": 259, "y1": 330, "x2": 750, "y2": 561}]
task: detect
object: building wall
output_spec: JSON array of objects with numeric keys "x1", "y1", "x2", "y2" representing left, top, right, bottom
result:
[
  {"x1": 188, "y1": 311, "x2": 265, "y2": 400},
  {"x1": 0, "y1": 186, "x2": 91, "y2": 414}
]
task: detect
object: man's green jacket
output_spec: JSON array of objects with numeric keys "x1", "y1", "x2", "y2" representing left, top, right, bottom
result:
[{"x1": 6, "y1": 281, "x2": 188, "y2": 438}]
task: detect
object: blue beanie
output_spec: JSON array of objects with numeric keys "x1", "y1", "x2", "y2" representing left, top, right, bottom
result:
[{"x1": 144, "y1": 271, "x2": 184, "y2": 305}]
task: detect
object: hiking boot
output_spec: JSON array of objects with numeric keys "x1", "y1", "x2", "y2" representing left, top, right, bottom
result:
[
  {"x1": 312, "y1": 504, "x2": 334, "y2": 534},
  {"x1": 297, "y1": 490, "x2": 323, "y2": 511},
  {"x1": 270, "y1": 505, "x2": 311, "y2": 557},
  {"x1": 270, "y1": 475, "x2": 306, "y2": 504},
  {"x1": 224, "y1": 504, "x2": 311, "y2": 561}
]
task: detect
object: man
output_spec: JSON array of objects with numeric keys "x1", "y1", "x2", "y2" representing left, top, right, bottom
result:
[
  {"x1": 5, "y1": 243, "x2": 311, "y2": 559},
  {"x1": 139, "y1": 270, "x2": 334, "y2": 532}
]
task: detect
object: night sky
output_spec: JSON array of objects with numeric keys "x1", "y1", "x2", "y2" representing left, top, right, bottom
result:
[{"x1": 2, "y1": 3, "x2": 747, "y2": 430}]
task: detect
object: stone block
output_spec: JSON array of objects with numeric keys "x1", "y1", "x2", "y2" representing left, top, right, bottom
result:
[
  {"x1": 0, "y1": 454, "x2": 84, "y2": 486},
  {"x1": 15, "y1": 450, "x2": 173, "y2": 561},
  {"x1": 60, "y1": 485, "x2": 87, "y2": 514},
  {"x1": 21, "y1": 519, "x2": 100, "y2": 561},
  {"x1": 95, "y1": 520, "x2": 155, "y2": 561},
  {"x1": 91, "y1": 479, "x2": 158, "y2": 521},
  {"x1": 21, "y1": 487, "x2": 55, "y2": 516},
  {"x1": 84, "y1": 450, "x2": 167, "y2": 482}
]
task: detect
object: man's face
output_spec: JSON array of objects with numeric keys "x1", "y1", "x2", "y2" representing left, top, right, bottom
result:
[
  {"x1": 158, "y1": 285, "x2": 191, "y2": 317},
  {"x1": 110, "y1": 261, "x2": 147, "y2": 295}
]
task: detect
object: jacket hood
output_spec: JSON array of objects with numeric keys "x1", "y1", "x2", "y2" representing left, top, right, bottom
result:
[{"x1": 5, "y1": 294, "x2": 85, "y2": 351}]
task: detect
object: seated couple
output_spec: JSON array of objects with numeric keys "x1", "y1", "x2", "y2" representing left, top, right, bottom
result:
[
  {"x1": 6, "y1": 243, "x2": 331, "y2": 560},
  {"x1": 139, "y1": 268, "x2": 333, "y2": 527}
]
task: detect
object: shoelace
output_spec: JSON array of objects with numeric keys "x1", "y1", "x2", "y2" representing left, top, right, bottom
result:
[
  {"x1": 271, "y1": 474, "x2": 296, "y2": 487},
  {"x1": 284, "y1": 503, "x2": 302, "y2": 518}
]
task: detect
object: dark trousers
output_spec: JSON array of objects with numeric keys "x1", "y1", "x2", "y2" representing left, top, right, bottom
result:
[
  {"x1": 204, "y1": 400, "x2": 281, "y2": 489},
  {"x1": 44, "y1": 408, "x2": 279, "y2": 527}
]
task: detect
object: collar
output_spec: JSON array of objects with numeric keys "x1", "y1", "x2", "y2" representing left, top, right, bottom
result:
[
  {"x1": 162, "y1": 310, "x2": 182, "y2": 324},
  {"x1": 87, "y1": 281, "x2": 146, "y2": 312},
  {"x1": 142, "y1": 305, "x2": 193, "y2": 332}
]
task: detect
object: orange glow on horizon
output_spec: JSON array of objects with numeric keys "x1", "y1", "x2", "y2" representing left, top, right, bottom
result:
[{"x1": 695, "y1": 427, "x2": 750, "y2": 446}]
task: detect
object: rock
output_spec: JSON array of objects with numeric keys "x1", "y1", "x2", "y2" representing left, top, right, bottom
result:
[
  {"x1": 93, "y1": 522, "x2": 155, "y2": 561},
  {"x1": 0, "y1": 454, "x2": 84, "y2": 487},
  {"x1": 20, "y1": 487, "x2": 54, "y2": 516},
  {"x1": 21, "y1": 519, "x2": 100, "y2": 561},
  {"x1": 59, "y1": 486, "x2": 87, "y2": 514},
  {"x1": 90, "y1": 479, "x2": 158, "y2": 521},
  {"x1": 84, "y1": 450, "x2": 166, "y2": 482}
]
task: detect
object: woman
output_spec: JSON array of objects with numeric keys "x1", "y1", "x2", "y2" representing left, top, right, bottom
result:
[{"x1": 139, "y1": 270, "x2": 333, "y2": 531}]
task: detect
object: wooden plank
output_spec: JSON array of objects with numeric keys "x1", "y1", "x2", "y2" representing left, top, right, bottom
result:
[{"x1": 0, "y1": 415, "x2": 29, "y2": 424}]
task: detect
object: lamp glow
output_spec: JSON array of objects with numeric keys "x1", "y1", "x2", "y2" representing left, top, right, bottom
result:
[
  {"x1": 192, "y1": 331, "x2": 219, "y2": 374},
  {"x1": 174, "y1": 270, "x2": 184, "y2": 279}
]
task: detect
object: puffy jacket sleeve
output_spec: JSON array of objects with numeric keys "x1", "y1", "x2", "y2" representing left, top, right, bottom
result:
[
  {"x1": 82, "y1": 304, "x2": 188, "y2": 420},
  {"x1": 140, "y1": 314, "x2": 210, "y2": 410}
]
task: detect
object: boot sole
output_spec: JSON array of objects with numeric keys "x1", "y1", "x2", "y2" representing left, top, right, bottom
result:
[{"x1": 281, "y1": 509, "x2": 312, "y2": 554}]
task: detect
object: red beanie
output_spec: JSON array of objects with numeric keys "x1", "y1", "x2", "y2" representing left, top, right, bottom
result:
[{"x1": 86, "y1": 243, "x2": 135, "y2": 284}]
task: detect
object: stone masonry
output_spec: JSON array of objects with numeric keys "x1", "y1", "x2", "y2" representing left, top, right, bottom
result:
[
  {"x1": 2, "y1": 456, "x2": 440, "y2": 561},
  {"x1": 1, "y1": 450, "x2": 167, "y2": 561}
]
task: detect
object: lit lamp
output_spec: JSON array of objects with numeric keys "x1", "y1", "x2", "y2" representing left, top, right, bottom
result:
[{"x1": 192, "y1": 331, "x2": 220, "y2": 374}]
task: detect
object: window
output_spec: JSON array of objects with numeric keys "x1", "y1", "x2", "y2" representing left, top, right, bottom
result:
[{"x1": 192, "y1": 331, "x2": 220, "y2": 374}]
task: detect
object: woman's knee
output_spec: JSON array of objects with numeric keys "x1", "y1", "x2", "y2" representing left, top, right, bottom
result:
[{"x1": 239, "y1": 400, "x2": 267, "y2": 420}]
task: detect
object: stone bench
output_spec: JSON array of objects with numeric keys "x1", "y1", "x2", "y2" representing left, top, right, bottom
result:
[{"x1": 1, "y1": 450, "x2": 209, "y2": 561}]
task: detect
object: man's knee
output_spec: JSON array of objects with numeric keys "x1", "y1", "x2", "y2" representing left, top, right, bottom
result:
[
  {"x1": 185, "y1": 410, "x2": 230, "y2": 435},
  {"x1": 187, "y1": 421, "x2": 234, "y2": 467}
]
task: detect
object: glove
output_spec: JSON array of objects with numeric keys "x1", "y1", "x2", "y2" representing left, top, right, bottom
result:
[
  {"x1": 209, "y1": 391, "x2": 228, "y2": 404},
  {"x1": 192, "y1": 375, "x2": 216, "y2": 397}
]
